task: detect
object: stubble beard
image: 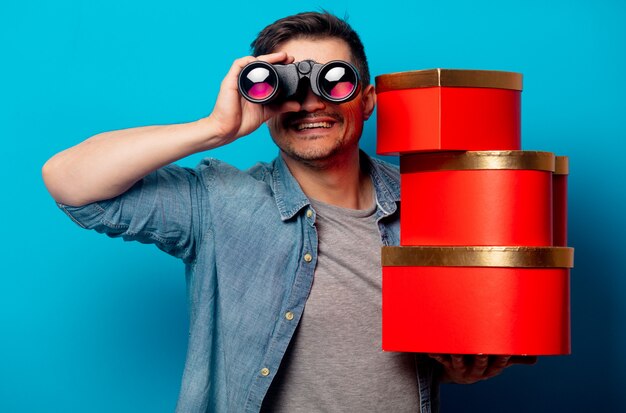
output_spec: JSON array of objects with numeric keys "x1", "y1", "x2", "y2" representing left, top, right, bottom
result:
[
  {"x1": 270, "y1": 112, "x2": 353, "y2": 169},
  {"x1": 275, "y1": 133, "x2": 348, "y2": 169}
]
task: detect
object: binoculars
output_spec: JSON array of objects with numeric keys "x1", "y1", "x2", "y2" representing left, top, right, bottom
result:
[{"x1": 238, "y1": 60, "x2": 361, "y2": 104}]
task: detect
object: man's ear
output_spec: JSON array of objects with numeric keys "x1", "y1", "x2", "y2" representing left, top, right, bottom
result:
[{"x1": 361, "y1": 84, "x2": 376, "y2": 120}]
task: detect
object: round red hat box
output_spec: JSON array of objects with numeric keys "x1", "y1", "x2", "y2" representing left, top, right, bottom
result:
[
  {"x1": 381, "y1": 246, "x2": 574, "y2": 355},
  {"x1": 375, "y1": 69, "x2": 522, "y2": 155},
  {"x1": 400, "y1": 151, "x2": 555, "y2": 246}
]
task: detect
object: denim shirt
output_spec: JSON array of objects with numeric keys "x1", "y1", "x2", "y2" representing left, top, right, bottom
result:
[{"x1": 58, "y1": 153, "x2": 440, "y2": 413}]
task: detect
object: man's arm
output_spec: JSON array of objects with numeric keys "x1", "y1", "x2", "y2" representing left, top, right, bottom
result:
[{"x1": 42, "y1": 52, "x2": 298, "y2": 207}]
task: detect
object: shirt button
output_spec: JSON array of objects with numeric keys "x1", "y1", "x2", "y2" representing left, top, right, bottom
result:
[
  {"x1": 260, "y1": 367, "x2": 270, "y2": 377},
  {"x1": 303, "y1": 253, "x2": 313, "y2": 262},
  {"x1": 285, "y1": 311, "x2": 294, "y2": 321},
  {"x1": 306, "y1": 209, "x2": 313, "y2": 218}
]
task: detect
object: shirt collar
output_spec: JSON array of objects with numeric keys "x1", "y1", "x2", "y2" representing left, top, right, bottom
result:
[
  {"x1": 271, "y1": 155, "x2": 311, "y2": 221},
  {"x1": 271, "y1": 151, "x2": 400, "y2": 221},
  {"x1": 363, "y1": 152, "x2": 400, "y2": 216}
]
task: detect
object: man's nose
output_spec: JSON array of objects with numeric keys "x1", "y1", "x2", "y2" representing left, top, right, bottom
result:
[{"x1": 299, "y1": 87, "x2": 326, "y2": 112}]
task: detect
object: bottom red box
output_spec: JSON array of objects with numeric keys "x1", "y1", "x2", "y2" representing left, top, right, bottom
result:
[{"x1": 382, "y1": 246, "x2": 574, "y2": 355}]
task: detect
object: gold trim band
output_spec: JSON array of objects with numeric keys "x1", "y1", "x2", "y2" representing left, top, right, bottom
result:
[
  {"x1": 382, "y1": 246, "x2": 574, "y2": 268},
  {"x1": 554, "y1": 156, "x2": 569, "y2": 175},
  {"x1": 375, "y1": 68, "x2": 523, "y2": 93},
  {"x1": 400, "y1": 151, "x2": 555, "y2": 173}
]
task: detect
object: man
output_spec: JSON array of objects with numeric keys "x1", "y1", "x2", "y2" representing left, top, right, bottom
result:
[{"x1": 43, "y1": 11, "x2": 528, "y2": 413}]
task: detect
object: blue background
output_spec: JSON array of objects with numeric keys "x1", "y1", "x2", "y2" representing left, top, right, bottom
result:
[{"x1": 2, "y1": 0, "x2": 624, "y2": 411}]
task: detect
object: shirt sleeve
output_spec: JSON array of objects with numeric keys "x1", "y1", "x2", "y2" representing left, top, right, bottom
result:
[{"x1": 57, "y1": 164, "x2": 205, "y2": 263}]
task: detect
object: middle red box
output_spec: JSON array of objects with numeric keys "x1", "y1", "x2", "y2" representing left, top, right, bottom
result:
[{"x1": 400, "y1": 151, "x2": 555, "y2": 246}]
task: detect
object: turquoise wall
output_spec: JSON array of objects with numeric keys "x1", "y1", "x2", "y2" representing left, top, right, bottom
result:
[{"x1": 2, "y1": 0, "x2": 624, "y2": 411}]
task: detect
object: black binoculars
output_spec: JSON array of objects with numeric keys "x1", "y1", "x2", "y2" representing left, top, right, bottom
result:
[{"x1": 238, "y1": 60, "x2": 361, "y2": 104}]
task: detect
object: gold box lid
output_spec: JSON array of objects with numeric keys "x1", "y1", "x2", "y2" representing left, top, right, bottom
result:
[
  {"x1": 401, "y1": 151, "x2": 555, "y2": 172},
  {"x1": 554, "y1": 156, "x2": 570, "y2": 175},
  {"x1": 382, "y1": 246, "x2": 574, "y2": 268},
  {"x1": 375, "y1": 68, "x2": 523, "y2": 93}
]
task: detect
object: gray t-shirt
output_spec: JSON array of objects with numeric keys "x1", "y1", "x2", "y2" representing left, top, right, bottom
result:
[{"x1": 262, "y1": 198, "x2": 419, "y2": 412}]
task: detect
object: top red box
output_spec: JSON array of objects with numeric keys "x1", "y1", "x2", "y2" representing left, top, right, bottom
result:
[{"x1": 375, "y1": 69, "x2": 523, "y2": 155}]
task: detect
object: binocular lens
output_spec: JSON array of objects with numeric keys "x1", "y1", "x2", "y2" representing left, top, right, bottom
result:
[
  {"x1": 319, "y1": 62, "x2": 358, "y2": 102},
  {"x1": 240, "y1": 63, "x2": 278, "y2": 102}
]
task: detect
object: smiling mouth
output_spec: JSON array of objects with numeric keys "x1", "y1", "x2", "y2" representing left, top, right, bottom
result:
[
  {"x1": 295, "y1": 121, "x2": 334, "y2": 131},
  {"x1": 287, "y1": 113, "x2": 342, "y2": 132}
]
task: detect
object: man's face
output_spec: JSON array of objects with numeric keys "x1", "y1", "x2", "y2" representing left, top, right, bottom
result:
[{"x1": 266, "y1": 37, "x2": 375, "y2": 167}]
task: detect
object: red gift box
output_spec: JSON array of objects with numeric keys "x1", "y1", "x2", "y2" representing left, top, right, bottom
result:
[
  {"x1": 400, "y1": 151, "x2": 555, "y2": 246},
  {"x1": 381, "y1": 246, "x2": 574, "y2": 355},
  {"x1": 553, "y1": 156, "x2": 569, "y2": 247},
  {"x1": 375, "y1": 69, "x2": 522, "y2": 155}
]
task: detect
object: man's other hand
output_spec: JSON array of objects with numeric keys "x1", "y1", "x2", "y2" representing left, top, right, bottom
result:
[{"x1": 428, "y1": 354, "x2": 538, "y2": 384}]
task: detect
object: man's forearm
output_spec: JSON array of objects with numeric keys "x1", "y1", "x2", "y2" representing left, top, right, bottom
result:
[
  {"x1": 42, "y1": 117, "x2": 222, "y2": 207},
  {"x1": 43, "y1": 52, "x2": 297, "y2": 207}
]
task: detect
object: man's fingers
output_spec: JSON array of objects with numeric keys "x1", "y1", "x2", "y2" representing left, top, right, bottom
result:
[
  {"x1": 221, "y1": 56, "x2": 259, "y2": 90},
  {"x1": 451, "y1": 355, "x2": 466, "y2": 372},
  {"x1": 469, "y1": 355, "x2": 489, "y2": 378},
  {"x1": 255, "y1": 51, "x2": 292, "y2": 64},
  {"x1": 223, "y1": 52, "x2": 294, "y2": 93},
  {"x1": 232, "y1": 52, "x2": 288, "y2": 68},
  {"x1": 428, "y1": 354, "x2": 451, "y2": 369},
  {"x1": 431, "y1": 354, "x2": 538, "y2": 384},
  {"x1": 492, "y1": 356, "x2": 512, "y2": 368},
  {"x1": 483, "y1": 356, "x2": 511, "y2": 377}
]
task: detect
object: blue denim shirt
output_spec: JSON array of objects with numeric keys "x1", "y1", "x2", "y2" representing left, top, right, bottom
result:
[{"x1": 58, "y1": 153, "x2": 440, "y2": 413}]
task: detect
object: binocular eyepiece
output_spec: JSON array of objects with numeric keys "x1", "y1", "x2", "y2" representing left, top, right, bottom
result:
[{"x1": 238, "y1": 60, "x2": 361, "y2": 104}]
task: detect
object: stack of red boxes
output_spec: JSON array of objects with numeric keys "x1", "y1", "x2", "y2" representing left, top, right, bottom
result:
[{"x1": 376, "y1": 68, "x2": 574, "y2": 355}]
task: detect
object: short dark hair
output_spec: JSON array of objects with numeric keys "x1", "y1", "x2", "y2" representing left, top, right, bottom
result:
[{"x1": 251, "y1": 11, "x2": 371, "y2": 86}]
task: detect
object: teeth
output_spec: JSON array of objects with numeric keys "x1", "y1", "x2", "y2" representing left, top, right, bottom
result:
[{"x1": 296, "y1": 122, "x2": 332, "y2": 131}]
